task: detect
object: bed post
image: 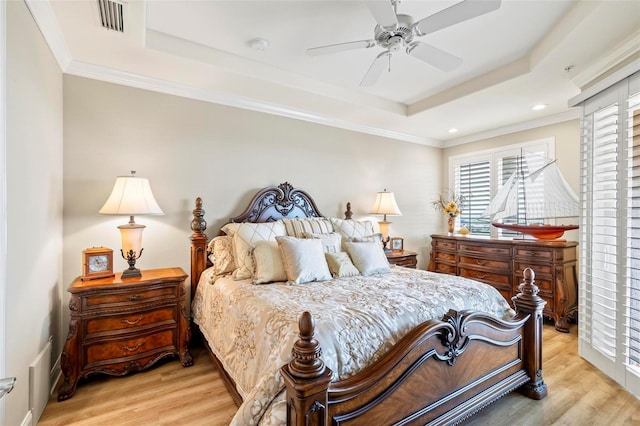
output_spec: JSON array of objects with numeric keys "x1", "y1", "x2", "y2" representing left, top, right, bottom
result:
[
  {"x1": 281, "y1": 312, "x2": 332, "y2": 426},
  {"x1": 190, "y1": 197, "x2": 208, "y2": 300},
  {"x1": 512, "y1": 267, "x2": 548, "y2": 400}
]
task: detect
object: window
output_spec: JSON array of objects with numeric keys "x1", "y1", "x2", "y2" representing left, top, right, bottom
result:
[
  {"x1": 578, "y1": 70, "x2": 640, "y2": 397},
  {"x1": 449, "y1": 139, "x2": 553, "y2": 237}
]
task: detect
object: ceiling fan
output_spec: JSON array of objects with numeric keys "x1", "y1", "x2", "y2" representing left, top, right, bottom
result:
[{"x1": 306, "y1": 0, "x2": 501, "y2": 86}]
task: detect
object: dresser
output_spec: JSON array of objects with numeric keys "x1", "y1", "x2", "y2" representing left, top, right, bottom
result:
[
  {"x1": 58, "y1": 267, "x2": 193, "y2": 401},
  {"x1": 386, "y1": 250, "x2": 418, "y2": 268},
  {"x1": 427, "y1": 234, "x2": 578, "y2": 332}
]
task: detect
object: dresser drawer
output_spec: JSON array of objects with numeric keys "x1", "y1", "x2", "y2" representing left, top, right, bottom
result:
[
  {"x1": 515, "y1": 262, "x2": 553, "y2": 277},
  {"x1": 458, "y1": 243, "x2": 511, "y2": 256},
  {"x1": 433, "y1": 239, "x2": 456, "y2": 251},
  {"x1": 514, "y1": 247, "x2": 553, "y2": 261},
  {"x1": 85, "y1": 328, "x2": 176, "y2": 365},
  {"x1": 459, "y1": 268, "x2": 511, "y2": 286},
  {"x1": 85, "y1": 307, "x2": 177, "y2": 335},
  {"x1": 434, "y1": 262, "x2": 456, "y2": 275},
  {"x1": 459, "y1": 256, "x2": 511, "y2": 271},
  {"x1": 434, "y1": 251, "x2": 456, "y2": 262},
  {"x1": 82, "y1": 285, "x2": 177, "y2": 311}
]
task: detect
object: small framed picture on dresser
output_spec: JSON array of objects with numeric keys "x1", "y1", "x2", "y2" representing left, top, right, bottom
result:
[{"x1": 390, "y1": 237, "x2": 404, "y2": 251}]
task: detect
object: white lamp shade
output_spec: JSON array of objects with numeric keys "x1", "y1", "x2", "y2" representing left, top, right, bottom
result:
[
  {"x1": 119, "y1": 223, "x2": 144, "y2": 254},
  {"x1": 99, "y1": 175, "x2": 164, "y2": 216},
  {"x1": 370, "y1": 190, "x2": 402, "y2": 216}
]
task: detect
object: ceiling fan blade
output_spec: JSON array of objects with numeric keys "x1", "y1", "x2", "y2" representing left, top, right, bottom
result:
[
  {"x1": 306, "y1": 39, "x2": 376, "y2": 56},
  {"x1": 366, "y1": 1, "x2": 398, "y2": 29},
  {"x1": 360, "y1": 51, "x2": 390, "y2": 87},
  {"x1": 407, "y1": 42, "x2": 462, "y2": 71},
  {"x1": 414, "y1": 0, "x2": 501, "y2": 36}
]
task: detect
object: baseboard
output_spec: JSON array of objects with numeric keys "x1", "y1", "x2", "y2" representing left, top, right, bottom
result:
[
  {"x1": 20, "y1": 409, "x2": 33, "y2": 426},
  {"x1": 50, "y1": 353, "x2": 61, "y2": 396}
]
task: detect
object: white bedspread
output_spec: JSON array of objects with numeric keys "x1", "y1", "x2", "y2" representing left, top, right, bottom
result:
[{"x1": 192, "y1": 266, "x2": 514, "y2": 425}]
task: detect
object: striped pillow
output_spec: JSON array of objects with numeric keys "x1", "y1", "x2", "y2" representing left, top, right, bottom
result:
[{"x1": 282, "y1": 218, "x2": 333, "y2": 237}]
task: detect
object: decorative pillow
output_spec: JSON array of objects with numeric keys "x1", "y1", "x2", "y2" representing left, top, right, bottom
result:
[
  {"x1": 253, "y1": 240, "x2": 287, "y2": 284},
  {"x1": 330, "y1": 218, "x2": 375, "y2": 239},
  {"x1": 325, "y1": 252, "x2": 360, "y2": 278},
  {"x1": 232, "y1": 221, "x2": 287, "y2": 280},
  {"x1": 275, "y1": 236, "x2": 332, "y2": 284},
  {"x1": 346, "y1": 233, "x2": 383, "y2": 243},
  {"x1": 344, "y1": 241, "x2": 390, "y2": 276},
  {"x1": 207, "y1": 236, "x2": 236, "y2": 276},
  {"x1": 221, "y1": 222, "x2": 242, "y2": 237},
  {"x1": 283, "y1": 218, "x2": 333, "y2": 237},
  {"x1": 302, "y1": 232, "x2": 342, "y2": 253}
]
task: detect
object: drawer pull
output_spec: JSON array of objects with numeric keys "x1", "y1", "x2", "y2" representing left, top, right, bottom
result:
[
  {"x1": 474, "y1": 272, "x2": 487, "y2": 279},
  {"x1": 120, "y1": 343, "x2": 144, "y2": 353},
  {"x1": 127, "y1": 295, "x2": 142, "y2": 302},
  {"x1": 120, "y1": 316, "x2": 144, "y2": 326},
  {"x1": 475, "y1": 259, "x2": 487, "y2": 266}
]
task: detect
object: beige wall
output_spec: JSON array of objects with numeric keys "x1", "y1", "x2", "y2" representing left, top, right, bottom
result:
[
  {"x1": 62, "y1": 75, "x2": 443, "y2": 293},
  {"x1": 441, "y1": 119, "x2": 581, "y2": 241},
  {"x1": 6, "y1": 1, "x2": 64, "y2": 425}
]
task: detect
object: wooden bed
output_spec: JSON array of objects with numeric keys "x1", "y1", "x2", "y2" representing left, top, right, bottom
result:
[{"x1": 189, "y1": 182, "x2": 547, "y2": 426}]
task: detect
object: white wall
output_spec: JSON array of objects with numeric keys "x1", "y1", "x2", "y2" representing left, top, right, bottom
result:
[
  {"x1": 6, "y1": 1, "x2": 64, "y2": 425},
  {"x1": 62, "y1": 74, "x2": 443, "y2": 296}
]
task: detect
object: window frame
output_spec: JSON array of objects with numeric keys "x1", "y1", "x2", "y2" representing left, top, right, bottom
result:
[{"x1": 448, "y1": 137, "x2": 555, "y2": 237}]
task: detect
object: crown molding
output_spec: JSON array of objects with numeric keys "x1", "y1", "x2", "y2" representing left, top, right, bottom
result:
[
  {"x1": 24, "y1": 0, "x2": 72, "y2": 71},
  {"x1": 443, "y1": 109, "x2": 580, "y2": 148}
]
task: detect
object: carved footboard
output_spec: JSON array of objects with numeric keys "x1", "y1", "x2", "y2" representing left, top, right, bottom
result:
[{"x1": 282, "y1": 268, "x2": 547, "y2": 426}]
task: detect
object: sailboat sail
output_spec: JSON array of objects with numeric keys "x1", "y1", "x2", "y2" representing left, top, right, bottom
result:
[{"x1": 481, "y1": 150, "x2": 579, "y2": 224}]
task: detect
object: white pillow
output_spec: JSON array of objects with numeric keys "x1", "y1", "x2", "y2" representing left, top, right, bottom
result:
[
  {"x1": 283, "y1": 218, "x2": 333, "y2": 237},
  {"x1": 330, "y1": 218, "x2": 375, "y2": 239},
  {"x1": 221, "y1": 222, "x2": 242, "y2": 237},
  {"x1": 232, "y1": 221, "x2": 287, "y2": 280},
  {"x1": 344, "y1": 241, "x2": 390, "y2": 276},
  {"x1": 325, "y1": 252, "x2": 360, "y2": 278},
  {"x1": 302, "y1": 232, "x2": 342, "y2": 253},
  {"x1": 253, "y1": 240, "x2": 287, "y2": 284},
  {"x1": 276, "y1": 236, "x2": 332, "y2": 284}
]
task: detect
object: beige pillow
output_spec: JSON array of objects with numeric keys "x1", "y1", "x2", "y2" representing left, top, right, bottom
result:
[
  {"x1": 330, "y1": 218, "x2": 375, "y2": 239},
  {"x1": 253, "y1": 240, "x2": 287, "y2": 284},
  {"x1": 325, "y1": 252, "x2": 360, "y2": 278},
  {"x1": 283, "y1": 218, "x2": 333, "y2": 237},
  {"x1": 302, "y1": 232, "x2": 342, "y2": 253},
  {"x1": 232, "y1": 221, "x2": 287, "y2": 280},
  {"x1": 207, "y1": 236, "x2": 236, "y2": 276},
  {"x1": 276, "y1": 236, "x2": 332, "y2": 284},
  {"x1": 344, "y1": 241, "x2": 390, "y2": 276},
  {"x1": 221, "y1": 222, "x2": 242, "y2": 237}
]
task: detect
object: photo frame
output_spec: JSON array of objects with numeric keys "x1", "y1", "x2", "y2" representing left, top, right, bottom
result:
[{"x1": 390, "y1": 237, "x2": 404, "y2": 251}]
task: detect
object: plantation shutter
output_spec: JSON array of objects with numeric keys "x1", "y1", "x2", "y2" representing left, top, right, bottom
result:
[
  {"x1": 577, "y1": 70, "x2": 640, "y2": 397},
  {"x1": 455, "y1": 160, "x2": 491, "y2": 235}
]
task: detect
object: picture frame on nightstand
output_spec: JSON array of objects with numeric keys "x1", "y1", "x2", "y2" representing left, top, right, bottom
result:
[{"x1": 390, "y1": 237, "x2": 404, "y2": 251}]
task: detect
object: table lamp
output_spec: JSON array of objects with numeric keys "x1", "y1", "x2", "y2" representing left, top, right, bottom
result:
[
  {"x1": 370, "y1": 189, "x2": 402, "y2": 251},
  {"x1": 99, "y1": 171, "x2": 164, "y2": 278}
]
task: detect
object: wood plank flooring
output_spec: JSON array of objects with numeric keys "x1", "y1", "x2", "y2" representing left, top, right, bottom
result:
[{"x1": 38, "y1": 324, "x2": 640, "y2": 425}]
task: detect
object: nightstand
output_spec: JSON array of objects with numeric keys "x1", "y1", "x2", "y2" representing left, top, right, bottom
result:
[
  {"x1": 58, "y1": 267, "x2": 193, "y2": 401},
  {"x1": 386, "y1": 250, "x2": 418, "y2": 268}
]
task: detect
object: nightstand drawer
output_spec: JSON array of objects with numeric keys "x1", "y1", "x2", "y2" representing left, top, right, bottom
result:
[
  {"x1": 85, "y1": 328, "x2": 176, "y2": 364},
  {"x1": 86, "y1": 307, "x2": 177, "y2": 335},
  {"x1": 83, "y1": 286, "x2": 177, "y2": 310}
]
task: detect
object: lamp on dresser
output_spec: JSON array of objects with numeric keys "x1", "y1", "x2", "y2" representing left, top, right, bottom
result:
[
  {"x1": 99, "y1": 171, "x2": 164, "y2": 278},
  {"x1": 370, "y1": 189, "x2": 402, "y2": 251}
]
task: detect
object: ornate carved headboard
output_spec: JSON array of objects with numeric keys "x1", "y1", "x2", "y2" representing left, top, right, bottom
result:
[{"x1": 189, "y1": 182, "x2": 347, "y2": 298}]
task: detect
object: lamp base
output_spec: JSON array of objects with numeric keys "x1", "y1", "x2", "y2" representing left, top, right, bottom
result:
[{"x1": 121, "y1": 267, "x2": 142, "y2": 278}]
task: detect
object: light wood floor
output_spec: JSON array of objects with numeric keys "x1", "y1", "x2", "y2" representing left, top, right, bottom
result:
[{"x1": 39, "y1": 324, "x2": 640, "y2": 426}]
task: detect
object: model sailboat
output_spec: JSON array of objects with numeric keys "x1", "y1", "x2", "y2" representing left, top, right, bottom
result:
[{"x1": 481, "y1": 151, "x2": 579, "y2": 240}]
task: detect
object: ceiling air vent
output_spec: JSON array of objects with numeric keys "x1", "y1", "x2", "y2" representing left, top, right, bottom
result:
[{"x1": 97, "y1": 0, "x2": 124, "y2": 32}]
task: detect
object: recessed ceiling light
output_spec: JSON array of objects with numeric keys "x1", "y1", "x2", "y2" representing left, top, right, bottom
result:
[
  {"x1": 448, "y1": 128, "x2": 458, "y2": 134},
  {"x1": 248, "y1": 38, "x2": 269, "y2": 51},
  {"x1": 531, "y1": 104, "x2": 547, "y2": 111}
]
